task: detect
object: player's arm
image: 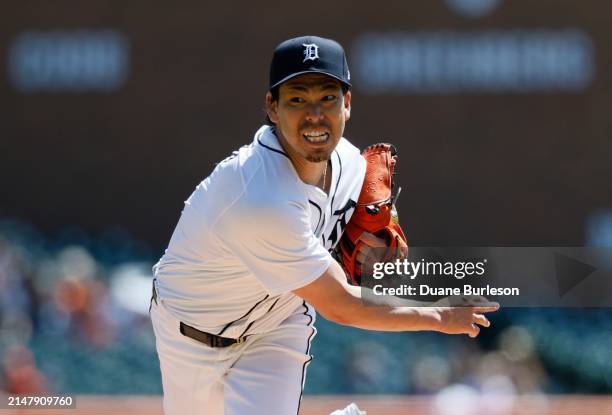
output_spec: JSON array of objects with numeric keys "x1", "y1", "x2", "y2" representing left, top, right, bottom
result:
[{"x1": 292, "y1": 260, "x2": 498, "y2": 337}]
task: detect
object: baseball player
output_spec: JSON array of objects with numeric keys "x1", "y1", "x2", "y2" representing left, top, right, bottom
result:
[{"x1": 150, "y1": 35, "x2": 498, "y2": 415}]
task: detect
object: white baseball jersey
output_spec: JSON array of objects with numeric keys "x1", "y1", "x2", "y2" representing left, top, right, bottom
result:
[{"x1": 153, "y1": 125, "x2": 366, "y2": 339}]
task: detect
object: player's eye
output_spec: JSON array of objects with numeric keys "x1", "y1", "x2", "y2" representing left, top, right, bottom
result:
[
  {"x1": 290, "y1": 97, "x2": 305, "y2": 103},
  {"x1": 322, "y1": 95, "x2": 337, "y2": 102}
]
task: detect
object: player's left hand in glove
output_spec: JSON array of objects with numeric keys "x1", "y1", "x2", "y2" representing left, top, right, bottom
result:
[{"x1": 336, "y1": 143, "x2": 408, "y2": 286}]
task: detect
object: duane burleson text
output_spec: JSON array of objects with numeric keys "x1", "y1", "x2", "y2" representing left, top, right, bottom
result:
[{"x1": 372, "y1": 284, "x2": 520, "y2": 297}]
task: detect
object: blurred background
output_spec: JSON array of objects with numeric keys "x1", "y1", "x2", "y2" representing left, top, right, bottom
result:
[{"x1": 1, "y1": 0, "x2": 612, "y2": 412}]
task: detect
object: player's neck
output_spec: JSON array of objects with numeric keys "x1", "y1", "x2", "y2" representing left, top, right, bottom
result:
[
  {"x1": 274, "y1": 129, "x2": 330, "y2": 189},
  {"x1": 314, "y1": 159, "x2": 331, "y2": 193},
  {"x1": 291, "y1": 155, "x2": 329, "y2": 190}
]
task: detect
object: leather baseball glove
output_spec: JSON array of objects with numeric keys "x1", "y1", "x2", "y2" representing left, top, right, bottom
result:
[{"x1": 336, "y1": 143, "x2": 408, "y2": 286}]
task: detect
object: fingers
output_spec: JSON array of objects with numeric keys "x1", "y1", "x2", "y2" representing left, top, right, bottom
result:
[
  {"x1": 356, "y1": 250, "x2": 366, "y2": 265},
  {"x1": 461, "y1": 296, "x2": 500, "y2": 309},
  {"x1": 473, "y1": 303, "x2": 500, "y2": 313},
  {"x1": 395, "y1": 237, "x2": 408, "y2": 260},
  {"x1": 468, "y1": 323, "x2": 480, "y2": 338},
  {"x1": 472, "y1": 313, "x2": 490, "y2": 328},
  {"x1": 460, "y1": 295, "x2": 500, "y2": 311},
  {"x1": 358, "y1": 232, "x2": 388, "y2": 248},
  {"x1": 466, "y1": 313, "x2": 491, "y2": 337},
  {"x1": 467, "y1": 295, "x2": 489, "y2": 305},
  {"x1": 355, "y1": 232, "x2": 390, "y2": 265},
  {"x1": 443, "y1": 295, "x2": 494, "y2": 308}
]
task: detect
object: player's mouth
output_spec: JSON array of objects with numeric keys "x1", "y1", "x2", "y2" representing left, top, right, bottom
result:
[{"x1": 303, "y1": 130, "x2": 330, "y2": 144}]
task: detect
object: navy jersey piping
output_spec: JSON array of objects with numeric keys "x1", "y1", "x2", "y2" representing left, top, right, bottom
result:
[
  {"x1": 309, "y1": 200, "x2": 323, "y2": 236},
  {"x1": 295, "y1": 301, "x2": 315, "y2": 415},
  {"x1": 216, "y1": 294, "x2": 270, "y2": 336},
  {"x1": 257, "y1": 137, "x2": 290, "y2": 160},
  {"x1": 238, "y1": 297, "x2": 282, "y2": 338},
  {"x1": 330, "y1": 149, "x2": 342, "y2": 212}
]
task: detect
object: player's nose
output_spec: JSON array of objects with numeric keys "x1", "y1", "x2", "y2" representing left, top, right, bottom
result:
[{"x1": 304, "y1": 103, "x2": 324, "y2": 122}]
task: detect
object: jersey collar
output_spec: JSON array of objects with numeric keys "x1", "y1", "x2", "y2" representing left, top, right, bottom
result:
[
  {"x1": 255, "y1": 124, "x2": 341, "y2": 199},
  {"x1": 255, "y1": 125, "x2": 290, "y2": 160}
]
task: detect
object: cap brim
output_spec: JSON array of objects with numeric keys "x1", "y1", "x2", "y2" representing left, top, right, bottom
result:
[{"x1": 269, "y1": 70, "x2": 351, "y2": 90}]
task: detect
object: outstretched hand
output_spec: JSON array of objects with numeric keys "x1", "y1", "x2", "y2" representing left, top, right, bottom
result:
[{"x1": 434, "y1": 295, "x2": 500, "y2": 338}]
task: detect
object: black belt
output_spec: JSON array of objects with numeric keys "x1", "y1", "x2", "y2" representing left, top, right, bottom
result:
[
  {"x1": 151, "y1": 279, "x2": 245, "y2": 348},
  {"x1": 179, "y1": 322, "x2": 246, "y2": 348}
]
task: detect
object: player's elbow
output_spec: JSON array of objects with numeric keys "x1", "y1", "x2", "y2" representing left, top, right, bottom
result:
[
  {"x1": 293, "y1": 285, "x2": 359, "y2": 326},
  {"x1": 312, "y1": 292, "x2": 367, "y2": 327},
  {"x1": 293, "y1": 261, "x2": 363, "y2": 327},
  {"x1": 315, "y1": 304, "x2": 354, "y2": 326}
]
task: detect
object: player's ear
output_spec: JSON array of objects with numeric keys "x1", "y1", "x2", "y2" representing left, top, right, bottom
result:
[
  {"x1": 265, "y1": 92, "x2": 279, "y2": 124},
  {"x1": 343, "y1": 90, "x2": 351, "y2": 121}
]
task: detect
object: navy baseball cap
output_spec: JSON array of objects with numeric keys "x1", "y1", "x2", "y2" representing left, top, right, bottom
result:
[{"x1": 269, "y1": 35, "x2": 351, "y2": 90}]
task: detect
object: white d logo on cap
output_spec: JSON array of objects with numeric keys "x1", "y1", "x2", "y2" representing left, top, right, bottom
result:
[{"x1": 302, "y1": 43, "x2": 319, "y2": 62}]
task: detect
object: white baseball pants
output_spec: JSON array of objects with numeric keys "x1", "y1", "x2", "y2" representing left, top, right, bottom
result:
[{"x1": 150, "y1": 296, "x2": 317, "y2": 415}]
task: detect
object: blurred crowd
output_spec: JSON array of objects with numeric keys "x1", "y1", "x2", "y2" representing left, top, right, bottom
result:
[
  {"x1": 0, "y1": 218, "x2": 611, "y2": 399},
  {"x1": 0, "y1": 219, "x2": 157, "y2": 394}
]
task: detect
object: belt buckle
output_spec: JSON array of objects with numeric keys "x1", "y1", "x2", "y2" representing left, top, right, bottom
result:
[{"x1": 235, "y1": 337, "x2": 246, "y2": 345}]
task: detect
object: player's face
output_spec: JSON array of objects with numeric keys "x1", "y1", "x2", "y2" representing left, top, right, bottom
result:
[{"x1": 266, "y1": 73, "x2": 351, "y2": 163}]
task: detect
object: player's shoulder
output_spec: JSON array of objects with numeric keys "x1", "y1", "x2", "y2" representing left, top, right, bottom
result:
[
  {"x1": 182, "y1": 130, "x2": 261, "y2": 219},
  {"x1": 214, "y1": 167, "x2": 307, "y2": 239},
  {"x1": 218, "y1": 126, "x2": 308, "y2": 211},
  {"x1": 249, "y1": 125, "x2": 309, "y2": 196},
  {"x1": 333, "y1": 136, "x2": 366, "y2": 181},
  {"x1": 189, "y1": 141, "x2": 257, "y2": 202},
  {"x1": 336, "y1": 136, "x2": 362, "y2": 155},
  {"x1": 335, "y1": 136, "x2": 363, "y2": 164}
]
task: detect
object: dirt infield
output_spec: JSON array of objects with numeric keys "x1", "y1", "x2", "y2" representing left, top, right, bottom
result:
[{"x1": 5, "y1": 395, "x2": 612, "y2": 415}]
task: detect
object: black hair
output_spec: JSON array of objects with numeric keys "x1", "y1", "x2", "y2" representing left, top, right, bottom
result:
[{"x1": 265, "y1": 86, "x2": 281, "y2": 125}]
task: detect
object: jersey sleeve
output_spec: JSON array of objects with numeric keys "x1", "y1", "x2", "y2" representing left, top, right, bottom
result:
[{"x1": 214, "y1": 198, "x2": 332, "y2": 296}]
